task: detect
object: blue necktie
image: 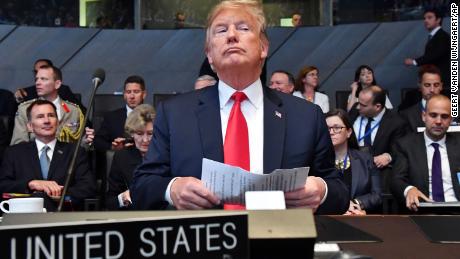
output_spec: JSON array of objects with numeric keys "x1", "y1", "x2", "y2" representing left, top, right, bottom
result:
[
  {"x1": 364, "y1": 117, "x2": 373, "y2": 147},
  {"x1": 431, "y1": 143, "x2": 445, "y2": 202},
  {"x1": 39, "y1": 145, "x2": 50, "y2": 179}
]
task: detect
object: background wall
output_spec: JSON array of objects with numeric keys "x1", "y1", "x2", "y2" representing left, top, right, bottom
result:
[{"x1": 0, "y1": 18, "x2": 451, "y2": 107}]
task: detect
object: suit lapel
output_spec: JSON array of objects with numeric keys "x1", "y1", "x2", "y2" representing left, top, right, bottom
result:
[
  {"x1": 373, "y1": 110, "x2": 388, "y2": 151},
  {"x1": 48, "y1": 141, "x2": 68, "y2": 180},
  {"x1": 446, "y1": 135, "x2": 460, "y2": 200},
  {"x1": 262, "y1": 88, "x2": 285, "y2": 173},
  {"x1": 196, "y1": 85, "x2": 224, "y2": 162},
  {"x1": 414, "y1": 134, "x2": 430, "y2": 194},
  {"x1": 349, "y1": 151, "x2": 361, "y2": 197},
  {"x1": 29, "y1": 142, "x2": 44, "y2": 180}
]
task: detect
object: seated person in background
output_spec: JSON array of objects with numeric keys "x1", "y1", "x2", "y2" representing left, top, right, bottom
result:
[
  {"x1": 14, "y1": 58, "x2": 85, "y2": 113},
  {"x1": 293, "y1": 66, "x2": 329, "y2": 113},
  {"x1": 93, "y1": 75, "x2": 147, "y2": 151},
  {"x1": 351, "y1": 85, "x2": 407, "y2": 190},
  {"x1": 269, "y1": 70, "x2": 295, "y2": 94},
  {"x1": 10, "y1": 65, "x2": 90, "y2": 145},
  {"x1": 400, "y1": 64, "x2": 444, "y2": 133},
  {"x1": 194, "y1": 75, "x2": 217, "y2": 90},
  {"x1": 326, "y1": 109, "x2": 382, "y2": 215},
  {"x1": 347, "y1": 65, "x2": 393, "y2": 112},
  {"x1": 106, "y1": 104, "x2": 155, "y2": 210},
  {"x1": 391, "y1": 95, "x2": 460, "y2": 212},
  {"x1": 0, "y1": 100, "x2": 96, "y2": 211}
]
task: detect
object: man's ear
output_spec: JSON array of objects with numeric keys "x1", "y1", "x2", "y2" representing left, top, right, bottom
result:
[
  {"x1": 55, "y1": 80, "x2": 62, "y2": 90},
  {"x1": 26, "y1": 122, "x2": 33, "y2": 133}
]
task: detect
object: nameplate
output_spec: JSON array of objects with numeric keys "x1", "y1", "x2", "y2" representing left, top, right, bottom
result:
[{"x1": 0, "y1": 213, "x2": 248, "y2": 259}]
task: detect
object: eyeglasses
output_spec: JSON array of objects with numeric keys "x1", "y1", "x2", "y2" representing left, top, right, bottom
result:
[{"x1": 328, "y1": 126, "x2": 346, "y2": 134}]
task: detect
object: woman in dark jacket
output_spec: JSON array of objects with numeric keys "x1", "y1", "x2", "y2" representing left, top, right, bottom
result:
[
  {"x1": 106, "y1": 104, "x2": 155, "y2": 210},
  {"x1": 325, "y1": 109, "x2": 382, "y2": 214}
]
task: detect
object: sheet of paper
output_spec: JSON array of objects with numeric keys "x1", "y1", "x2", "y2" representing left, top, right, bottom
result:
[{"x1": 201, "y1": 158, "x2": 309, "y2": 204}]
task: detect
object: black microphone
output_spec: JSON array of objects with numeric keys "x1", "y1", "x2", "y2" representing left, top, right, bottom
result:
[
  {"x1": 57, "y1": 68, "x2": 105, "y2": 211},
  {"x1": 92, "y1": 68, "x2": 105, "y2": 88}
]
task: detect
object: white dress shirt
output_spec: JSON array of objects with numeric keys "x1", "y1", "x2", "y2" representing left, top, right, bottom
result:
[
  {"x1": 35, "y1": 138, "x2": 57, "y2": 166},
  {"x1": 219, "y1": 79, "x2": 264, "y2": 174},
  {"x1": 51, "y1": 96, "x2": 63, "y2": 120},
  {"x1": 126, "y1": 105, "x2": 133, "y2": 116},
  {"x1": 404, "y1": 132, "x2": 457, "y2": 201},
  {"x1": 353, "y1": 108, "x2": 386, "y2": 146},
  {"x1": 293, "y1": 91, "x2": 330, "y2": 113}
]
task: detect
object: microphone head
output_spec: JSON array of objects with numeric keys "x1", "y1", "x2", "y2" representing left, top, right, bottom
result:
[{"x1": 92, "y1": 68, "x2": 106, "y2": 87}]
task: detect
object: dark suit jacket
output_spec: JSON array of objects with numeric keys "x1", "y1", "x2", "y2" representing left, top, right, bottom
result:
[
  {"x1": 106, "y1": 147, "x2": 142, "y2": 210},
  {"x1": 131, "y1": 84, "x2": 349, "y2": 214},
  {"x1": 399, "y1": 102, "x2": 424, "y2": 133},
  {"x1": 22, "y1": 84, "x2": 86, "y2": 113},
  {"x1": 391, "y1": 133, "x2": 460, "y2": 204},
  {"x1": 0, "y1": 89, "x2": 17, "y2": 118},
  {"x1": 93, "y1": 107, "x2": 127, "y2": 151},
  {"x1": 352, "y1": 109, "x2": 407, "y2": 157},
  {"x1": 349, "y1": 149, "x2": 382, "y2": 211},
  {"x1": 415, "y1": 28, "x2": 450, "y2": 93},
  {"x1": 0, "y1": 121, "x2": 8, "y2": 165},
  {"x1": 0, "y1": 141, "x2": 97, "y2": 209}
]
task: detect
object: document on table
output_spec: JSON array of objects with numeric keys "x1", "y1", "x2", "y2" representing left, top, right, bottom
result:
[{"x1": 201, "y1": 158, "x2": 309, "y2": 204}]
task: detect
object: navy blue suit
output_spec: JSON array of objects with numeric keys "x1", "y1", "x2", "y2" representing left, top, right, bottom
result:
[
  {"x1": 131, "y1": 84, "x2": 349, "y2": 214},
  {"x1": 348, "y1": 149, "x2": 382, "y2": 211}
]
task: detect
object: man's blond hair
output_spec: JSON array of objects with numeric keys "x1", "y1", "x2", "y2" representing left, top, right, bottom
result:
[{"x1": 204, "y1": 0, "x2": 268, "y2": 52}]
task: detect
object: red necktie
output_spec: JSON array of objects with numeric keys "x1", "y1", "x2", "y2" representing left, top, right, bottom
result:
[
  {"x1": 224, "y1": 92, "x2": 250, "y2": 171},
  {"x1": 223, "y1": 92, "x2": 249, "y2": 210}
]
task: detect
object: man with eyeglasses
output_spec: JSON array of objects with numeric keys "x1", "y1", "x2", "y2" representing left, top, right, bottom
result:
[
  {"x1": 391, "y1": 95, "x2": 460, "y2": 212},
  {"x1": 93, "y1": 75, "x2": 147, "y2": 151}
]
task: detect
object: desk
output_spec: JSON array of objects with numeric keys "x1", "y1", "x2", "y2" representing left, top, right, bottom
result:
[{"x1": 329, "y1": 216, "x2": 460, "y2": 259}]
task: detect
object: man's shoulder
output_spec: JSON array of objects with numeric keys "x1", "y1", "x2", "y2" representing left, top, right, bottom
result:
[
  {"x1": 6, "y1": 141, "x2": 34, "y2": 153},
  {"x1": 61, "y1": 99, "x2": 82, "y2": 114},
  {"x1": 396, "y1": 132, "x2": 423, "y2": 148},
  {"x1": 17, "y1": 98, "x2": 38, "y2": 109}
]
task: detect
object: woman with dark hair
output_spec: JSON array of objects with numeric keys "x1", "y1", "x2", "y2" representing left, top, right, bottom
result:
[
  {"x1": 106, "y1": 104, "x2": 155, "y2": 210},
  {"x1": 293, "y1": 66, "x2": 330, "y2": 113},
  {"x1": 347, "y1": 65, "x2": 393, "y2": 111},
  {"x1": 325, "y1": 109, "x2": 382, "y2": 215}
]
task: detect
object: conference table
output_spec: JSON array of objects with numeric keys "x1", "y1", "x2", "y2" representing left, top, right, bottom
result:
[
  {"x1": 317, "y1": 215, "x2": 460, "y2": 259},
  {"x1": 1, "y1": 211, "x2": 460, "y2": 259}
]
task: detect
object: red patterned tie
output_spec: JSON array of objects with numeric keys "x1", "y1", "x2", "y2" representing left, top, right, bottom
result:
[
  {"x1": 224, "y1": 92, "x2": 250, "y2": 171},
  {"x1": 223, "y1": 92, "x2": 249, "y2": 210}
]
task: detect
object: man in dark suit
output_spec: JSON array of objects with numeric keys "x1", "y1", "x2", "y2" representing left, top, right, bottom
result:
[
  {"x1": 400, "y1": 65, "x2": 444, "y2": 133},
  {"x1": 14, "y1": 59, "x2": 85, "y2": 113},
  {"x1": 352, "y1": 85, "x2": 407, "y2": 190},
  {"x1": 0, "y1": 100, "x2": 96, "y2": 210},
  {"x1": 392, "y1": 95, "x2": 460, "y2": 211},
  {"x1": 0, "y1": 89, "x2": 17, "y2": 145},
  {"x1": 131, "y1": 0, "x2": 349, "y2": 214},
  {"x1": 404, "y1": 8, "x2": 450, "y2": 96},
  {"x1": 93, "y1": 75, "x2": 147, "y2": 151}
]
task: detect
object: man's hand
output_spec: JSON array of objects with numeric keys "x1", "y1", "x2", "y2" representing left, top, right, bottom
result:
[
  {"x1": 404, "y1": 58, "x2": 414, "y2": 66},
  {"x1": 84, "y1": 127, "x2": 95, "y2": 145},
  {"x1": 120, "y1": 190, "x2": 132, "y2": 207},
  {"x1": 28, "y1": 180, "x2": 64, "y2": 197},
  {"x1": 111, "y1": 137, "x2": 134, "y2": 150},
  {"x1": 284, "y1": 176, "x2": 326, "y2": 212},
  {"x1": 374, "y1": 153, "x2": 391, "y2": 168},
  {"x1": 406, "y1": 187, "x2": 432, "y2": 211},
  {"x1": 344, "y1": 201, "x2": 367, "y2": 216},
  {"x1": 170, "y1": 177, "x2": 220, "y2": 210},
  {"x1": 14, "y1": 88, "x2": 27, "y2": 103}
]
